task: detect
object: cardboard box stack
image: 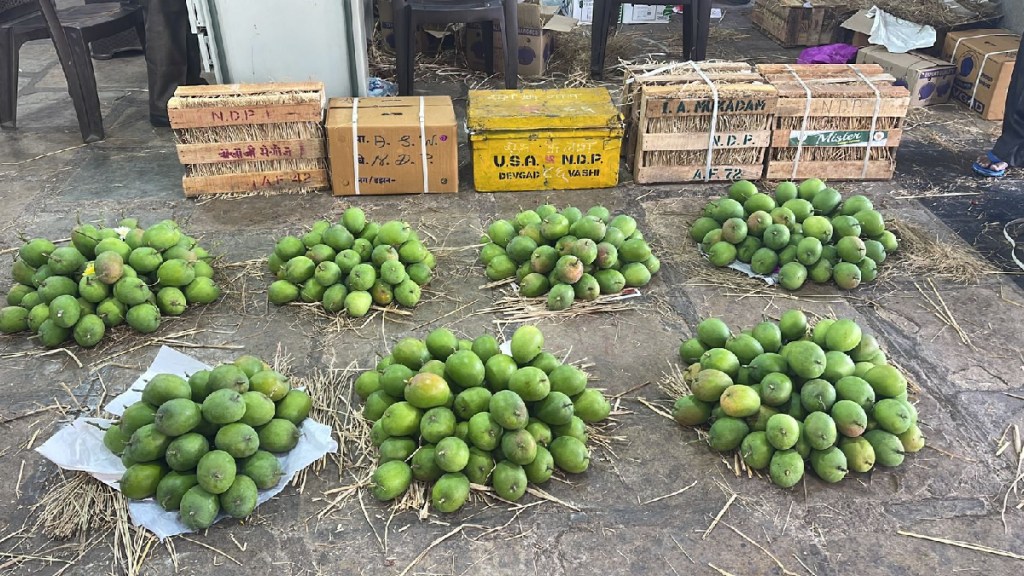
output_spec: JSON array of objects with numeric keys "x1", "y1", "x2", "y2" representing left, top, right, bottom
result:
[
  {"x1": 941, "y1": 29, "x2": 1020, "y2": 121},
  {"x1": 757, "y1": 64, "x2": 911, "y2": 181},
  {"x1": 467, "y1": 88, "x2": 623, "y2": 192},
  {"x1": 326, "y1": 96, "x2": 458, "y2": 196},
  {"x1": 464, "y1": 1, "x2": 576, "y2": 77},
  {"x1": 856, "y1": 46, "x2": 956, "y2": 107}
]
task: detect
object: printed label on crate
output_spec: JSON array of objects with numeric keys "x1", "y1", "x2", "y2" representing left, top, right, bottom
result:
[
  {"x1": 688, "y1": 166, "x2": 760, "y2": 181},
  {"x1": 473, "y1": 136, "x2": 621, "y2": 191},
  {"x1": 787, "y1": 130, "x2": 890, "y2": 147},
  {"x1": 651, "y1": 96, "x2": 772, "y2": 116}
]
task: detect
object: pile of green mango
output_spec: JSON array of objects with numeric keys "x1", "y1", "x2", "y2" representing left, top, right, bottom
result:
[
  {"x1": 266, "y1": 208, "x2": 435, "y2": 317},
  {"x1": 690, "y1": 179, "x2": 899, "y2": 291},
  {"x1": 103, "y1": 354, "x2": 311, "y2": 530},
  {"x1": 358, "y1": 325, "x2": 612, "y2": 512},
  {"x1": 672, "y1": 310, "x2": 924, "y2": 488},
  {"x1": 479, "y1": 204, "x2": 659, "y2": 311},
  {"x1": 0, "y1": 218, "x2": 220, "y2": 348}
]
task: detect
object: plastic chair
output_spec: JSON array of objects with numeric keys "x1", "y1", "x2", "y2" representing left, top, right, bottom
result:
[
  {"x1": 1, "y1": 0, "x2": 146, "y2": 142},
  {"x1": 590, "y1": 0, "x2": 712, "y2": 80},
  {"x1": 392, "y1": 0, "x2": 517, "y2": 96}
]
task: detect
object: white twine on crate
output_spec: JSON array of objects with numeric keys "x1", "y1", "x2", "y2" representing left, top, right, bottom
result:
[
  {"x1": 350, "y1": 97, "x2": 361, "y2": 195},
  {"x1": 849, "y1": 64, "x2": 882, "y2": 180},
  {"x1": 418, "y1": 96, "x2": 429, "y2": 194},
  {"x1": 690, "y1": 61, "x2": 720, "y2": 182},
  {"x1": 784, "y1": 64, "x2": 813, "y2": 181},
  {"x1": 969, "y1": 48, "x2": 1018, "y2": 111}
]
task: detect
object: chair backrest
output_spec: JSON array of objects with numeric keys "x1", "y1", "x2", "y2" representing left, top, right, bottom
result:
[{"x1": 0, "y1": 0, "x2": 39, "y2": 21}]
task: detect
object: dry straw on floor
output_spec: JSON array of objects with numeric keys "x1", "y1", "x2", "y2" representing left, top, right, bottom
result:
[
  {"x1": 845, "y1": 0, "x2": 1002, "y2": 28},
  {"x1": 883, "y1": 218, "x2": 997, "y2": 283}
]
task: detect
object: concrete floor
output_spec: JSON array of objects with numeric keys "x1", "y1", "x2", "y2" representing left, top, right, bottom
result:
[{"x1": 2, "y1": 4, "x2": 1024, "y2": 576}]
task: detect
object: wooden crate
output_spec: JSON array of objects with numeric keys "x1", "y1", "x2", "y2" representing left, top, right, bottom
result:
[
  {"x1": 168, "y1": 82, "x2": 328, "y2": 197},
  {"x1": 623, "y1": 62, "x2": 776, "y2": 183},
  {"x1": 750, "y1": 0, "x2": 844, "y2": 48},
  {"x1": 757, "y1": 64, "x2": 911, "y2": 181}
]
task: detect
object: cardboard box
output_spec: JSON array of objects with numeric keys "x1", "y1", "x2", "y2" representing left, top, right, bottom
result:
[
  {"x1": 377, "y1": 0, "x2": 450, "y2": 54},
  {"x1": 467, "y1": 88, "x2": 623, "y2": 191},
  {"x1": 465, "y1": 2, "x2": 576, "y2": 77},
  {"x1": 841, "y1": 9, "x2": 874, "y2": 47},
  {"x1": 326, "y1": 97, "x2": 458, "y2": 196},
  {"x1": 620, "y1": 4, "x2": 671, "y2": 24},
  {"x1": 856, "y1": 46, "x2": 956, "y2": 107},
  {"x1": 941, "y1": 29, "x2": 1020, "y2": 120},
  {"x1": 568, "y1": 1, "x2": 670, "y2": 25}
]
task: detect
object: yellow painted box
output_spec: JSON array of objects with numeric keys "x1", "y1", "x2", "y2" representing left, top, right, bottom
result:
[{"x1": 467, "y1": 88, "x2": 623, "y2": 192}]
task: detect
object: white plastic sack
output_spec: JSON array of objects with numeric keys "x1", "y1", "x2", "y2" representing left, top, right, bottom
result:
[
  {"x1": 36, "y1": 346, "x2": 338, "y2": 540},
  {"x1": 867, "y1": 5, "x2": 937, "y2": 54}
]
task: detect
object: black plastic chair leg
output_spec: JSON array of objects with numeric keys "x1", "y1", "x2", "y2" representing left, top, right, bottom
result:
[
  {"x1": 501, "y1": 0, "x2": 517, "y2": 88},
  {"x1": 482, "y1": 21, "x2": 494, "y2": 75},
  {"x1": 395, "y1": 1, "x2": 413, "y2": 95},
  {"x1": 0, "y1": 32, "x2": 18, "y2": 129},
  {"x1": 682, "y1": 2, "x2": 694, "y2": 60},
  {"x1": 65, "y1": 28, "x2": 104, "y2": 142}
]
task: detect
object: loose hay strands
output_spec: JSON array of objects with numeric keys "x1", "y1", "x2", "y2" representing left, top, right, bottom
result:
[
  {"x1": 997, "y1": 424, "x2": 1024, "y2": 533},
  {"x1": 640, "y1": 480, "x2": 698, "y2": 506},
  {"x1": 845, "y1": 0, "x2": 1001, "y2": 29},
  {"x1": 547, "y1": 28, "x2": 634, "y2": 86},
  {"x1": 658, "y1": 361, "x2": 693, "y2": 399},
  {"x1": 702, "y1": 493, "x2": 737, "y2": 540},
  {"x1": 476, "y1": 288, "x2": 637, "y2": 325},
  {"x1": 32, "y1": 471, "x2": 157, "y2": 576},
  {"x1": 289, "y1": 357, "x2": 362, "y2": 490},
  {"x1": 897, "y1": 530, "x2": 1024, "y2": 561},
  {"x1": 883, "y1": 218, "x2": 996, "y2": 284},
  {"x1": 913, "y1": 278, "x2": 976, "y2": 350},
  {"x1": 722, "y1": 522, "x2": 800, "y2": 576}
]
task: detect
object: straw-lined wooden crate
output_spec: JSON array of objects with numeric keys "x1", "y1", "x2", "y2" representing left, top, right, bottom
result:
[
  {"x1": 757, "y1": 64, "x2": 910, "y2": 181},
  {"x1": 750, "y1": 0, "x2": 843, "y2": 48},
  {"x1": 622, "y1": 62, "x2": 776, "y2": 183},
  {"x1": 169, "y1": 82, "x2": 329, "y2": 197}
]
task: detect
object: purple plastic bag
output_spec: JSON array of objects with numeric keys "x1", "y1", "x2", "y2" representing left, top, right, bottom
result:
[{"x1": 797, "y1": 44, "x2": 860, "y2": 65}]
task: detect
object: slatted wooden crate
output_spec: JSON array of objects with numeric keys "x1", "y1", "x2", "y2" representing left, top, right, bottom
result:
[
  {"x1": 623, "y1": 62, "x2": 776, "y2": 183},
  {"x1": 757, "y1": 64, "x2": 911, "y2": 181},
  {"x1": 168, "y1": 82, "x2": 328, "y2": 197},
  {"x1": 750, "y1": 0, "x2": 843, "y2": 48}
]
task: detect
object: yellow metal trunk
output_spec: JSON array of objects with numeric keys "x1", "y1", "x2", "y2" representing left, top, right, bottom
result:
[{"x1": 468, "y1": 88, "x2": 624, "y2": 192}]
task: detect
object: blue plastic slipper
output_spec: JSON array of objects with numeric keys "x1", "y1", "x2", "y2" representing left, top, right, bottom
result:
[{"x1": 973, "y1": 151, "x2": 1008, "y2": 177}]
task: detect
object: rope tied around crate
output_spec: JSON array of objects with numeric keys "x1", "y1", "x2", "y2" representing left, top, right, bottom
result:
[
  {"x1": 351, "y1": 97, "x2": 361, "y2": 195},
  {"x1": 848, "y1": 64, "x2": 882, "y2": 180},
  {"x1": 783, "y1": 64, "x2": 813, "y2": 181},
  {"x1": 418, "y1": 96, "x2": 429, "y2": 194},
  {"x1": 690, "y1": 61, "x2": 720, "y2": 183},
  {"x1": 969, "y1": 48, "x2": 1019, "y2": 112}
]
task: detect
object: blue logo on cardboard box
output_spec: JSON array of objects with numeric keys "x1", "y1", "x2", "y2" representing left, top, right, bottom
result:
[{"x1": 959, "y1": 56, "x2": 975, "y2": 77}]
